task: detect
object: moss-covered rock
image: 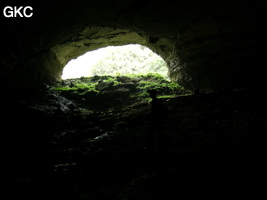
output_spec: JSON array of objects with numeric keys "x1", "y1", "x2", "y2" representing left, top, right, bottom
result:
[{"x1": 51, "y1": 73, "x2": 189, "y2": 111}]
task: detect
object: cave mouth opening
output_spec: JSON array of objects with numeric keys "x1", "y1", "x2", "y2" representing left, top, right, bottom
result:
[{"x1": 62, "y1": 44, "x2": 169, "y2": 80}]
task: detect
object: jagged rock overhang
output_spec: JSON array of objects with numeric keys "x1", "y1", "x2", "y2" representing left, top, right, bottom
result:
[{"x1": 1, "y1": 1, "x2": 267, "y2": 91}]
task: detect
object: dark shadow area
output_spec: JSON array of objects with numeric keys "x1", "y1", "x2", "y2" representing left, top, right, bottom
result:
[
  {"x1": 146, "y1": 89, "x2": 169, "y2": 151},
  {"x1": 3, "y1": 76, "x2": 267, "y2": 199}
]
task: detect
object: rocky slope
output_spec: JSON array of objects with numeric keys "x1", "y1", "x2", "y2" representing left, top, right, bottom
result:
[{"x1": 5, "y1": 78, "x2": 266, "y2": 199}]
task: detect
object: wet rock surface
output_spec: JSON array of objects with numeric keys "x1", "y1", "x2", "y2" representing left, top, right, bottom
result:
[{"x1": 4, "y1": 84, "x2": 267, "y2": 199}]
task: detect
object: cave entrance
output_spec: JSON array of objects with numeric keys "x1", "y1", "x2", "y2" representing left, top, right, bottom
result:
[
  {"x1": 53, "y1": 44, "x2": 187, "y2": 111},
  {"x1": 62, "y1": 44, "x2": 169, "y2": 80}
]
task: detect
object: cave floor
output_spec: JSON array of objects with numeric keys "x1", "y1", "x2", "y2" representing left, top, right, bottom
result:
[{"x1": 6, "y1": 88, "x2": 267, "y2": 199}]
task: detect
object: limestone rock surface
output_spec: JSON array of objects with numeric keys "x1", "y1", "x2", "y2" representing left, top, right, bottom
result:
[{"x1": 1, "y1": 1, "x2": 267, "y2": 90}]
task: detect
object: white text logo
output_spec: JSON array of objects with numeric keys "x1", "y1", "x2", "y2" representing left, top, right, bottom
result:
[{"x1": 3, "y1": 6, "x2": 33, "y2": 18}]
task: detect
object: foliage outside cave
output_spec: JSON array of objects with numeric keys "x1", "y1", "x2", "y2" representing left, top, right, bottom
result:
[{"x1": 62, "y1": 44, "x2": 169, "y2": 80}]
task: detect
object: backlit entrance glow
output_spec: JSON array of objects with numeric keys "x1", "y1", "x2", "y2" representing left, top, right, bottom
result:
[{"x1": 62, "y1": 44, "x2": 168, "y2": 79}]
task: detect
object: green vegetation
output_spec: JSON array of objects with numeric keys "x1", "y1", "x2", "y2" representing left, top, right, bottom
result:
[
  {"x1": 89, "y1": 45, "x2": 169, "y2": 79},
  {"x1": 62, "y1": 44, "x2": 169, "y2": 79},
  {"x1": 53, "y1": 82, "x2": 98, "y2": 92},
  {"x1": 52, "y1": 73, "x2": 189, "y2": 111}
]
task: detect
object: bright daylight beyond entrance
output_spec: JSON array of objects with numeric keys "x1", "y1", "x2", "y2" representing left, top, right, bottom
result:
[{"x1": 62, "y1": 44, "x2": 169, "y2": 80}]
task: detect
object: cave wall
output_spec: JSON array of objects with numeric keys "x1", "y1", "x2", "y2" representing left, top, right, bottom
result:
[{"x1": 1, "y1": 0, "x2": 267, "y2": 90}]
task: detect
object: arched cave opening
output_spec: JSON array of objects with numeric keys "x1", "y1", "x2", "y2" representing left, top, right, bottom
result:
[
  {"x1": 50, "y1": 40, "x2": 187, "y2": 112},
  {"x1": 52, "y1": 43, "x2": 187, "y2": 112},
  {"x1": 2, "y1": 1, "x2": 267, "y2": 199}
]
